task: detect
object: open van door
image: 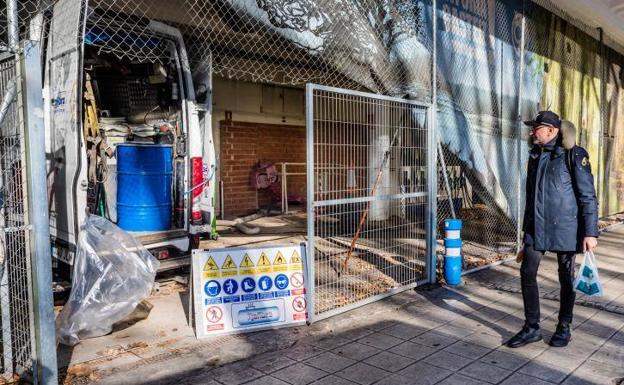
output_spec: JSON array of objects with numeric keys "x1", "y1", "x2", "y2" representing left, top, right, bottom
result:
[{"x1": 45, "y1": 0, "x2": 87, "y2": 264}]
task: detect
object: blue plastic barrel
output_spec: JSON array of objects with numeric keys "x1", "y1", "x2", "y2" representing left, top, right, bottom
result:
[{"x1": 116, "y1": 144, "x2": 172, "y2": 231}]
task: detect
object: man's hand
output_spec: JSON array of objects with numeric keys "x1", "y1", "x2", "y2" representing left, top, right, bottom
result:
[
  {"x1": 516, "y1": 247, "x2": 524, "y2": 263},
  {"x1": 583, "y1": 236, "x2": 598, "y2": 252}
]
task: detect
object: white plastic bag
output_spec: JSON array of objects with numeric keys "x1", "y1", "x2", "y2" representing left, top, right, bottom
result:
[
  {"x1": 56, "y1": 215, "x2": 160, "y2": 346},
  {"x1": 573, "y1": 250, "x2": 603, "y2": 297}
]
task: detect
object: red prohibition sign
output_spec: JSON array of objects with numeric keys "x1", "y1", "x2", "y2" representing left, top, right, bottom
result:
[
  {"x1": 206, "y1": 306, "x2": 223, "y2": 323},
  {"x1": 290, "y1": 272, "x2": 304, "y2": 288},
  {"x1": 292, "y1": 296, "x2": 306, "y2": 312}
]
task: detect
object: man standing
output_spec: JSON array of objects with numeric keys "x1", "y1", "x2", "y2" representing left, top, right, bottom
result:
[{"x1": 506, "y1": 111, "x2": 599, "y2": 348}]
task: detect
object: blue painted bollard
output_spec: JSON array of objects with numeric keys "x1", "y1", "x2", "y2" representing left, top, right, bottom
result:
[{"x1": 444, "y1": 219, "x2": 463, "y2": 286}]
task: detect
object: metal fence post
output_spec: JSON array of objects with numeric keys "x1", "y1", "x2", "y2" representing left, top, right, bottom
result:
[
  {"x1": 21, "y1": 40, "x2": 58, "y2": 385},
  {"x1": 516, "y1": 3, "x2": 526, "y2": 254},
  {"x1": 305, "y1": 83, "x2": 316, "y2": 321},
  {"x1": 6, "y1": 0, "x2": 18, "y2": 51},
  {"x1": 597, "y1": 27, "x2": 606, "y2": 215},
  {"x1": 427, "y1": 0, "x2": 438, "y2": 284}
]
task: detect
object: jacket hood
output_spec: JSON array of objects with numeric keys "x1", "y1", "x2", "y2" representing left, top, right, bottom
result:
[{"x1": 560, "y1": 119, "x2": 576, "y2": 150}]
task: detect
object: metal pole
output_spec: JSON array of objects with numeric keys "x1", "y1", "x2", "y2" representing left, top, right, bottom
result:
[
  {"x1": 6, "y1": 0, "x2": 18, "y2": 51},
  {"x1": 516, "y1": 4, "x2": 526, "y2": 254},
  {"x1": 305, "y1": 84, "x2": 316, "y2": 321},
  {"x1": 437, "y1": 142, "x2": 455, "y2": 218},
  {"x1": 220, "y1": 180, "x2": 225, "y2": 219},
  {"x1": 21, "y1": 41, "x2": 58, "y2": 385},
  {"x1": 597, "y1": 27, "x2": 605, "y2": 215},
  {"x1": 427, "y1": 0, "x2": 438, "y2": 284}
]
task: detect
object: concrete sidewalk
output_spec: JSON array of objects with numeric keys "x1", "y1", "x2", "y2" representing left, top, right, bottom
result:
[{"x1": 68, "y1": 225, "x2": 624, "y2": 385}]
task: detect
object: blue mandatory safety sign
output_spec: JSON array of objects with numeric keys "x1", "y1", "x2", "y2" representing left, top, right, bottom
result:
[
  {"x1": 242, "y1": 293, "x2": 258, "y2": 301},
  {"x1": 258, "y1": 276, "x2": 273, "y2": 291},
  {"x1": 241, "y1": 277, "x2": 256, "y2": 293},
  {"x1": 223, "y1": 295, "x2": 241, "y2": 303},
  {"x1": 223, "y1": 279, "x2": 239, "y2": 295},
  {"x1": 258, "y1": 292, "x2": 275, "y2": 300},
  {"x1": 274, "y1": 274, "x2": 289, "y2": 290},
  {"x1": 205, "y1": 298, "x2": 223, "y2": 305},
  {"x1": 204, "y1": 280, "x2": 221, "y2": 297}
]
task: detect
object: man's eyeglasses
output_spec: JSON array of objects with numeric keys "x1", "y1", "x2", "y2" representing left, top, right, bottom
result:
[{"x1": 531, "y1": 124, "x2": 553, "y2": 132}]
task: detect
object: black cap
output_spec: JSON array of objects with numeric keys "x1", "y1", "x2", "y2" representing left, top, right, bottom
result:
[{"x1": 523, "y1": 111, "x2": 561, "y2": 129}]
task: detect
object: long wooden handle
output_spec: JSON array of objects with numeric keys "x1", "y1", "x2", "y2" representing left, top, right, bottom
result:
[{"x1": 342, "y1": 128, "x2": 400, "y2": 273}]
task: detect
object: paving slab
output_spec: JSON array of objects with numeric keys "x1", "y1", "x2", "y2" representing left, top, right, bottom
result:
[
  {"x1": 388, "y1": 341, "x2": 438, "y2": 361},
  {"x1": 459, "y1": 361, "x2": 513, "y2": 384},
  {"x1": 397, "y1": 361, "x2": 453, "y2": 385},
  {"x1": 443, "y1": 341, "x2": 491, "y2": 359},
  {"x1": 304, "y1": 352, "x2": 356, "y2": 373},
  {"x1": 410, "y1": 330, "x2": 457, "y2": 350},
  {"x1": 422, "y1": 350, "x2": 474, "y2": 371},
  {"x1": 356, "y1": 332, "x2": 404, "y2": 350},
  {"x1": 331, "y1": 342, "x2": 381, "y2": 361},
  {"x1": 272, "y1": 363, "x2": 328, "y2": 385},
  {"x1": 334, "y1": 362, "x2": 390, "y2": 385},
  {"x1": 436, "y1": 373, "x2": 492, "y2": 385},
  {"x1": 362, "y1": 351, "x2": 414, "y2": 372},
  {"x1": 309, "y1": 375, "x2": 358, "y2": 385},
  {"x1": 479, "y1": 350, "x2": 531, "y2": 371},
  {"x1": 211, "y1": 362, "x2": 265, "y2": 385},
  {"x1": 499, "y1": 372, "x2": 557, "y2": 385},
  {"x1": 244, "y1": 376, "x2": 291, "y2": 385}
]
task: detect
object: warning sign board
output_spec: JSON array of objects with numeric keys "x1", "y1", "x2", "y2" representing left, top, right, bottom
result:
[
  {"x1": 289, "y1": 250, "x2": 303, "y2": 271},
  {"x1": 203, "y1": 256, "x2": 220, "y2": 278},
  {"x1": 221, "y1": 255, "x2": 238, "y2": 277},
  {"x1": 192, "y1": 244, "x2": 308, "y2": 338},
  {"x1": 273, "y1": 251, "x2": 288, "y2": 272},
  {"x1": 257, "y1": 253, "x2": 273, "y2": 273},
  {"x1": 239, "y1": 254, "x2": 256, "y2": 275}
]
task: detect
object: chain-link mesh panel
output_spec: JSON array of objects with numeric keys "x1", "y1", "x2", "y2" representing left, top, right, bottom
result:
[
  {"x1": 602, "y1": 46, "x2": 624, "y2": 217},
  {"x1": 80, "y1": 0, "x2": 434, "y2": 98},
  {"x1": 1, "y1": 0, "x2": 623, "y2": 285},
  {"x1": 435, "y1": 0, "x2": 523, "y2": 269},
  {"x1": 0, "y1": 53, "x2": 35, "y2": 379}
]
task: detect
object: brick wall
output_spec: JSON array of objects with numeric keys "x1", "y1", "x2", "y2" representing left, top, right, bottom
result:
[{"x1": 220, "y1": 121, "x2": 306, "y2": 218}]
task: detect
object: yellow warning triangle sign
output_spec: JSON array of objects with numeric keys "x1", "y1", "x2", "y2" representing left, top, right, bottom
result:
[
  {"x1": 203, "y1": 256, "x2": 219, "y2": 271},
  {"x1": 222, "y1": 255, "x2": 237, "y2": 269},
  {"x1": 290, "y1": 250, "x2": 302, "y2": 265},
  {"x1": 258, "y1": 252, "x2": 271, "y2": 267},
  {"x1": 240, "y1": 254, "x2": 255, "y2": 268},
  {"x1": 274, "y1": 251, "x2": 287, "y2": 265}
]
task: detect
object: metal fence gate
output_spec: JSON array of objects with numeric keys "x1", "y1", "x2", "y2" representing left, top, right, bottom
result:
[
  {"x1": 306, "y1": 84, "x2": 434, "y2": 321},
  {"x1": 0, "y1": 39, "x2": 57, "y2": 384}
]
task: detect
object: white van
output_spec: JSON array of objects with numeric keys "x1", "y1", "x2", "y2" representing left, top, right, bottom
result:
[{"x1": 44, "y1": 0, "x2": 216, "y2": 271}]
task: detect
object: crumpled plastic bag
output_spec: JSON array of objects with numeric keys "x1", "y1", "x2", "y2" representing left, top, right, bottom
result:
[
  {"x1": 574, "y1": 250, "x2": 603, "y2": 297},
  {"x1": 56, "y1": 215, "x2": 160, "y2": 345}
]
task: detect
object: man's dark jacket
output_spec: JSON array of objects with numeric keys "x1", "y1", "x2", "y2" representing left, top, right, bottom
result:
[{"x1": 522, "y1": 137, "x2": 599, "y2": 253}]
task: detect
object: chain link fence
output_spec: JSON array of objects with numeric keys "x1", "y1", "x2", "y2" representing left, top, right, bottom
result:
[
  {"x1": 0, "y1": 48, "x2": 35, "y2": 381},
  {"x1": 3, "y1": 0, "x2": 623, "y2": 285},
  {"x1": 0, "y1": 2, "x2": 57, "y2": 382}
]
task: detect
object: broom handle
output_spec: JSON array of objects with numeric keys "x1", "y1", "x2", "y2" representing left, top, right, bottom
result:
[{"x1": 343, "y1": 128, "x2": 400, "y2": 271}]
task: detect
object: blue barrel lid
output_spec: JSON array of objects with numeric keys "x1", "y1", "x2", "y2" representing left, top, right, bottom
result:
[
  {"x1": 444, "y1": 219, "x2": 463, "y2": 230},
  {"x1": 444, "y1": 238, "x2": 463, "y2": 248}
]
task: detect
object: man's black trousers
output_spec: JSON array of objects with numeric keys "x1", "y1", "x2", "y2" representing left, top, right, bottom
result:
[{"x1": 521, "y1": 244, "x2": 576, "y2": 325}]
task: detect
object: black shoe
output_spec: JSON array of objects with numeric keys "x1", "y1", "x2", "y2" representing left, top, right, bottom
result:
[
  {"x1": 506, "y1": 323, "x2": 543, "y2": 348},
  {"x1": 549, "y1": 322, "x2": 571, "y2": 347}
]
